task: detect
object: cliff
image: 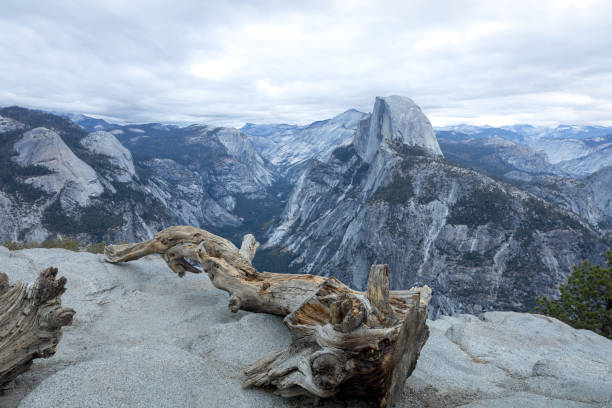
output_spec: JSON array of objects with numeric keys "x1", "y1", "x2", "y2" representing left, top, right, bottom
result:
[{"x1": 262, "y1": 96, "x2": 610, "y2": 316}]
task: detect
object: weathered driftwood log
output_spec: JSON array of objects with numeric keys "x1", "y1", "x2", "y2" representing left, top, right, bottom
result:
[
  {"x1": 105, "y1": 226, "x2": 326, "y2": 315},
  {"x1": 105, "y1": 226, "x2": 431, "y2": 407},
  {"x1": 0, "y1": 267, "x2": 75, "y2": 390}
]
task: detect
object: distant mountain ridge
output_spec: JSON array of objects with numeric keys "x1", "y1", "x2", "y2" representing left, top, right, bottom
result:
[
  {"x1": 112, "y1": 122, "x2": 282, "y2": 241},
  {"x1": 0, "y1": 107, "x2": 283, "y2": 245},
  {"x1": 56, "y1": 109, "x2": 612, "y2": 180},
  {"x1": 436, "y1": 123, "x2": 612, "y2": 142},
  {"x1": 2, "y1": 100, "x2": 612, "y2": 318},
  {"x1": 436, "y1": 124, "x2": 612, "y2": 177},
  {"x1": 0, "y1": 106, "x2": 170, "y2": 243},
  {"x1": 241, "y1": 109, "x2": 368, "y2": 181},
  {"x1": 57, "y1": 112, "x2": 122, "y2": 132},
  {"x1": 260, "y1": 96, "x2": 611, "y2": 316},
  {"x1": 435, "y1": 124, "x2": 612, "y2": 233}
]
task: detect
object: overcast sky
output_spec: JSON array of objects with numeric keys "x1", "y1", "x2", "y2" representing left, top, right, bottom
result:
[{"x1": 1, "y1": 0, "x2": 611, "y2": 127}]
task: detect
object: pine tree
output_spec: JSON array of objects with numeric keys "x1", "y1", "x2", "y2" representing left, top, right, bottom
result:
[{"x1": 535, "y1": 250, "x2": 612, "y2": 339}]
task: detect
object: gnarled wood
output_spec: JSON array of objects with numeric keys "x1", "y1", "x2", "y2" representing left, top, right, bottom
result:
[
  {"x1": 239, "y1": 233, "x2": 259, "y2": 263},
  {"x1": 105, "y1": 226, "x2": 325, "y2": 315},
  {"x1": 104, "y1": 225, "x2": 431, "y2": 407},
  {"x1": 0, "y1": 267, "x2": 75, "y2": 390},
  {"x1": 0, "y1": 273, "x2": 8, "y2": 296},
  {"x1": 368, "y1": 264, "x2": 391, "y2": 322}
]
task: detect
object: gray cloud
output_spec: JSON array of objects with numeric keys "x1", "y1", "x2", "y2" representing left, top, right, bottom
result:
[{"x1": 1, "y1": 0, "x2": 611, "y2": 126}]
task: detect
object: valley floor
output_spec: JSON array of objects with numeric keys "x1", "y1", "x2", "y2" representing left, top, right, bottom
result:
[{"x1": 1, "y1": 247, "x2": 610, "y2": 408}]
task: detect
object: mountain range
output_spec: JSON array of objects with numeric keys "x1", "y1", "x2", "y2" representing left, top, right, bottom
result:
[
  {"x1": 257, "y1": 97, "x2": 609, "y2": 316},
  {"x1": 1, "y1": 98, "x2": 611, "y2": 316}
]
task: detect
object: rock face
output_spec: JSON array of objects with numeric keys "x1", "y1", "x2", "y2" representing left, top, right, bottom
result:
[
  {"x1": 0, "y1": 115, "x2": 25, "y2": 133},
  {"x1": 438, "y1": 134, "x2": 565, "y2": 181},
  {"x1": 263, "y1": 96, "x2": 610, "y2": 316},
  {"x1": 513, "y1": 175, "x2": 603, "y2": 227},
  {"x1": 555, "y1": 142, "x2": 612, "y2": 177},
  {"x1": 436, "y1": 124, "x2": 612, "y2": 178},
  {"x1": 354, "y1": 96, "x2": 443, "y2": 162},
  {"x1": 2, "y1": 102, "x2": 612, "y2": 322},
  {"x1": 0, "y1": 108, "x2": 281, "y2": 245},
  {"x1": 511, "y1": 166, "x2": 612, "y2": 235},
  {"x1": 79, "y1": 131, "x2": 136, "y2": 183},
  {"x1": 242, "y1": 109, "x2": 368, "y2": 180},
  {"x1": 525, "y1": 134, "x2": 612, "y2": 177},
  {"x1": 13, "y1": 127, "x2": 104, "y2": 207},
  {"x1": 143, "y1": 157, "x2": 241, "y2": 228},
  {"x1": 436, "y1": 129, "x2": 612, "y2": 234},
  {"x1": 192, "y1": 126, "x2": 274, "y2": 197},
  {"x1": 0, "y1": 248, "x2": 609, "y2": 408},
  {"x1": 0, "y1": 107, "x2": 173, "y2": 244},
  {"x1": 586, "y1": 165, "x2": 612, "y2": 230},
  {"x1": 116, "y1": 123, "x2": 281, "y2": 241}
]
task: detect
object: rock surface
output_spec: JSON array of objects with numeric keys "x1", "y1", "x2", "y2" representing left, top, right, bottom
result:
[
  {"x1": 242, "y1": 109, "x2": 368, "y2": 179},
  {"x1": 0, "y1": 108, "x2": 281, "y2": 245},
  {"x1": 0, "y1": 107, "x2": 173, "y2": 244},
  {"x1": 354, "y1": 96, "x2": 442, "y2": 163},
  {"x1": 0, "y1": 115, "x2": 25, "y2": 133},
  {"x1": 438, "y1": 134, "x2": 565, "y2": 181},
  {"x1": 409, "y1": 313, "x2": 612, "y2": 407},
  {"x1": 436, "y1": 131, "x2": 612, "y2": 234},
  {"x1": 115, "y1": 123, "x2": 279, "y2": 238},
  {"x1": 435, "y1": 124, "x2": 612, "y2": 178},
  {"x1": 79, "y1": 131, "x2": 136, "y2": 183},
  {"x1": 0, "y1": 248, "x2": 609, "y2": 407},
  {"x1": 556, "y1": 143, "x2": 612, "y2": 177},
  {"x1": 13, "y1": 127, "x2": 104, "y2": 207}
]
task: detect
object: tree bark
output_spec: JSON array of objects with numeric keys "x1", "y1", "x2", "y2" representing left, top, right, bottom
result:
[
  {"x1": 0, "y1": 267, "x2": 75, "y2": 391},
  {"x1": 105, "y1": 226, "x2": 431, "y2": 407}
]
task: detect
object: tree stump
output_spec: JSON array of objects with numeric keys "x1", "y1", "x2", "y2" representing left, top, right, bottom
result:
[
  {"x1": 105, "y1": 226, "x2": 431, "y2": 407},
  {"x1": 0, "y1": 267, "x2": 75, "y2": 390}
]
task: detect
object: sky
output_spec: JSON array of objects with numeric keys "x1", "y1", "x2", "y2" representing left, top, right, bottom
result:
[{"x1": 1, "y1": 0, "x2": 612, "y2": 127}]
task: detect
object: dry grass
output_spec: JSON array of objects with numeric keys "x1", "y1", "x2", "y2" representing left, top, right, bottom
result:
[{"x1": 2, "y1": 238, "x2": 105, "y2": 253}]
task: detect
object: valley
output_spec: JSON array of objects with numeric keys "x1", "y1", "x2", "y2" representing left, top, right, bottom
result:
[{"x1": 1, "y1": 97, "x2": 611, "y2": 317}]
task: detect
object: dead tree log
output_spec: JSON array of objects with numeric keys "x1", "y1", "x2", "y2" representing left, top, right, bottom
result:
[
  {"x1": 105, "y1": 226, "x2": 431, "y2": 407},
  {"x1": 0, "y1": 268, "x2": 75, "y2": 390},
  {"x1": 105, "y1": 226, "x2": 326, "y2": 315}
]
